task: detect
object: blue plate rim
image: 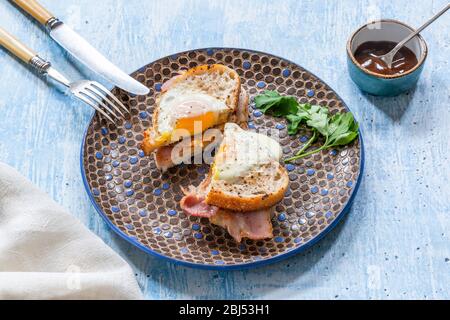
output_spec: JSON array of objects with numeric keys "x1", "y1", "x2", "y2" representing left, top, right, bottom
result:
[{"x1": 80, "y1": 47, "x2": 365, "y2": 270}]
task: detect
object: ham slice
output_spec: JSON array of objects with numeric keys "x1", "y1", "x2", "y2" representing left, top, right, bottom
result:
[
  {"x1": 154, "y1": 144, "x2": 175, "y2": 171},
  {"x1": 229, "y1": 89, "x2": 249, "y2": 126},
  {"x1": 180, "y1": 193, "x2": 218, "y2": 218},
  {"x1": 180, "y1": 176, "x2": 218, "y2": 218},
  {"x1": 180, "y1": 176, "x2": 273, "y2": 242},
  {"x1": 210, "y1": 209, "x2": 273, "y2": 242},
  {"x1": 180, "y1": 196, "x2": 273, "y2": 242},
  {"x1": 154, "y1": 136, "x2": 214, "y2": 171}
]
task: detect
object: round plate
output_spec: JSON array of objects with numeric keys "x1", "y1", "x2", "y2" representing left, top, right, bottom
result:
[{"x1": 81, "y1": 48, "x2": 364, "y2": 270}]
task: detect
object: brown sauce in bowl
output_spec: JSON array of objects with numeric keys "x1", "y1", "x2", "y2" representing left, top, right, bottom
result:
[{"x1": 354, "y1": 41, "x2": 418, "y2": 76}]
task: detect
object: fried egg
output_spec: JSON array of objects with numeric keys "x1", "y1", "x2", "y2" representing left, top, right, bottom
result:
[
  {"x1": 213, "y1": 123, "x2": 282, "y2": 182},
  {"x1": 155, "y1": 87, "x2": 229, "y2": 143},
  {"x1": 142, "y1": 64, "x2": 241, "y2": 154}
]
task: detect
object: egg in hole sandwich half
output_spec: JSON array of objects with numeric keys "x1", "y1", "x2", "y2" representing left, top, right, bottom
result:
[
  {"x1": 142, "y1": 64, "x2": 243, "y2": 162},
  {"x1": 180, "y1": 123, "x2": 289, "y2": 242}
]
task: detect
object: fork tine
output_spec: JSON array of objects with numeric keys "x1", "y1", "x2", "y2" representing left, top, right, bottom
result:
[
  {"x1": 80, "y1": 90, "x2": 121, "y2": 120},
  {"x1": 75, "y1": 93, "x2": 116, "y2": 123},
  {"x1": 86, "y1": 86, "x2": 126, "y2": 118},
  {"x1": 90, "y1": 82, "x2": 129, "y2": 114}
]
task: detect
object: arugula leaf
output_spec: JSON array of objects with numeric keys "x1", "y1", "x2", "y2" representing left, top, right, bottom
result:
[
  {"x1": 254, "y1": 91, "x2": 298, "y2": 116},
  {"x1": 328, "y1": 112, "x2": 359, "y2": 146},
  {"x1": 309, "y1": 104, "x2": 328, "y2": 115},
  {"x1": 285, "y1": 103, "x2": 328, "y2": 136},
  {"x1": 327, "y1": 113, "x2": 343, "y2": 137},
  {"x1": 286, "y1": 113, "x2": 307, "y2": 135},
  {"x1": 306, "y1": 111, "x2": 328, "y2": 136},
  {"x1": 273, "y1": 97, "x2": 299, "y2": 116},
  {"x1": 254, "y1": 91, "x2": 281, "y2": 112},
  {"x1": 286, "y1": 111, "x2": 359, "y2": 162},
  {"x1": 330, "y1": 131, "x2": 359, "y2": 146},
  {"x1": 253, "y1": 91, "x2": 359, "y2": 162}
]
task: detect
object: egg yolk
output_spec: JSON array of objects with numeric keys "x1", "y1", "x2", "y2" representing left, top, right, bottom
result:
[
  {"x1": 142, "y1": 131, "x2": 172, "y2": 153},
  {"x1": 145, "y1": 111, "x2": 218, "y2": 153},
  {"x1": 175, "y1": 111, "x2": 217, "y2": 135}
]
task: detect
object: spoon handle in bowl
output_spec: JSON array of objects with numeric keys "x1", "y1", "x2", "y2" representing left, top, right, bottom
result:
[{"x1": 392, "y1": 3, "x2": 450, "y2": 53}]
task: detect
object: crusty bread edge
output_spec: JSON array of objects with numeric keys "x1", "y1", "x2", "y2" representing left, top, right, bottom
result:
[
  {"x1": 163, "y1": 64, "x2": 241, "y2": 97},
  {"x1": 205, "y1": 165, "x2": 289, "y2": 212}
]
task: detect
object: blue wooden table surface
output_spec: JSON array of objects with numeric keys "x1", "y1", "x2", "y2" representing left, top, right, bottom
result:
[{"x1": 0, "y1": 0, "x2": 449, "y2": 299}]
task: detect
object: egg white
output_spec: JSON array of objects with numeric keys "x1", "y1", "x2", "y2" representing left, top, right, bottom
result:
[
  {"x1": 157, "y1": 87, "x2": 229, "y2": 135},
  {"x1": 214, "y1": 123, "x2": 282, "y2": 181}
]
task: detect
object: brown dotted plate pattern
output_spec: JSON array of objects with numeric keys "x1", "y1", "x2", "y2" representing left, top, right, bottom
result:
[{"x1": 81, "y1": 48, "x2": 364, "y2": 269}]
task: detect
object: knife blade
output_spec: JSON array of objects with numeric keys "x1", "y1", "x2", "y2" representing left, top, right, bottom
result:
[
  {"x1": 50, "y1": 22, "x2": 149, "y2": 95},
  {"x1": 13, "y1": 0, "x2": 149, "y2": 95}
]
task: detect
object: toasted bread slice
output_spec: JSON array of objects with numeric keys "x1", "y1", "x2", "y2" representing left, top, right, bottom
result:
[
  {"x1": 204, "y1": 123, "x2": 289, "y2": 212},
  {"x1": 206, "y1": 162, "x2": 288, "y2": 212},
  {"x1": 142, "y1": 64, "x2": 241, "y2": 155}
]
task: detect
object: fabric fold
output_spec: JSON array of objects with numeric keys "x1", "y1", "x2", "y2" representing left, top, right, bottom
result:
[{"x1": 0, "y1": 162, "x2": 142, "y2": 300}]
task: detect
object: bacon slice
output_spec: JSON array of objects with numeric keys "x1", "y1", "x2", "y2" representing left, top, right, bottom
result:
[
  {"x1": 180, "y1": 198, "x2": 273, "y2": 242},
  {"x1": 180, "y1": 193, "x2": 218, "y2": 218},
  {"x1": 210, "y1": 209, "x2": 273, "y2": 242},
  {"x1": 154, "y1": 136, "x2": 213, "y2": 171},
  {"x1": 180, "y1": 178, "x2": 274, "y2": 242},
  {"x1": 180, "y1": 176, "x2": 218, "y2": 218},
  {"x1": 229, "y1": 89, "x2": 249, "y2": 126},
  {"x1": 154, "y1": 144, "x2": 175, "y2": 171}
]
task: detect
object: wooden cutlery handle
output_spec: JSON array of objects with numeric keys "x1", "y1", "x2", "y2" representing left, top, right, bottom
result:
[
  {"x1": 13, "y1": 0, "x2": 55, "y2": 25},
  {"x1": 0, "y1": 27, "x2": 36, "y2": 63}
]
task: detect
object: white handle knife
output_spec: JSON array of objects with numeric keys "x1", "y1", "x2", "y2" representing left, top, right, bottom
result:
[{"x1": 13, "y1": 0, "x2": 149, "y2": 95}]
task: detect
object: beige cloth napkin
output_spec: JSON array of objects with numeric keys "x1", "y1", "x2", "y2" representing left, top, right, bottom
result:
[{"x1": 0, "y1": 162, "x2": 143, "y2": 299}]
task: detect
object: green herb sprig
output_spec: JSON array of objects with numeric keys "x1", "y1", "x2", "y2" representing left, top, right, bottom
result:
[{"x1": 254, "y1": 91, "x2": 359, "y2": 162}]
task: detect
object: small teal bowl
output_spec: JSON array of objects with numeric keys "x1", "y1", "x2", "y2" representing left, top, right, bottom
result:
[{"x1": 347, "y1": 19, "x2": 427, "y2": 96}]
